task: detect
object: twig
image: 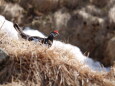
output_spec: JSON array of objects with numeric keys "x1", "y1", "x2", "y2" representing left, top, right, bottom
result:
[{"x1": 0, "y1": 20, "x2": 5, "y2": 30}]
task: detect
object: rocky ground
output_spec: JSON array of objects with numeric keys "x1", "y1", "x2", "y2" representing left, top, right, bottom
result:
[{"x1": 0, "y1": 0, "x2": 115, "y2": 66}]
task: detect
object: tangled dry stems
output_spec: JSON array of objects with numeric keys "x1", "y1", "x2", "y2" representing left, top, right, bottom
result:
[{"x1": 0, "y1": 31, "x2": 115, "y2": 86}]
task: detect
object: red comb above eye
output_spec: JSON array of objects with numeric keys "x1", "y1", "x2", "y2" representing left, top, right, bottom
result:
[{"x1": 54, "y1": 30, "x2": 59, "y2": 33}]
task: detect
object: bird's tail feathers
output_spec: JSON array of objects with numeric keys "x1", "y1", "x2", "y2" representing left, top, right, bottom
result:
[{"x1": 14, "y1": 23, "x2": 29, "y2": 39}]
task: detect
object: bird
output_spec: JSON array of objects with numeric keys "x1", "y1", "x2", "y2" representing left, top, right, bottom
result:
[{"x1": 14, "y1": 23, "x2": 59, "y2": 47}]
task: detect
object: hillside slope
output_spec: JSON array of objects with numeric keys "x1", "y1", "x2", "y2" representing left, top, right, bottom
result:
[
  {"x1": 0, "y1": 18, "x2": 115, "y2": 86},
  {"x1": 0, "y1": 0, "x2": 115, "y2": 67}
]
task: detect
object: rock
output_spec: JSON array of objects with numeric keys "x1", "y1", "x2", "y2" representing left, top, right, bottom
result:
[
  {"x1": 0, "y1": 48, "x2": 9, "y2": 72},
  {"x1": 0, "y1": 48, "x2": 9, "y2": 63}
]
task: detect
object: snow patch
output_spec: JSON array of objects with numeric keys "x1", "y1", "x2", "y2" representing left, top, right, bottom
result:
[
  {"x1": 23, "y1": 27, "x2": 46, "y2": 38},
  {"x1": 52, "y1": 40, "x2": 110, "y2": 72},
  {"x1": 0, "y1": 15, "x2": 19, "y2": 39}
]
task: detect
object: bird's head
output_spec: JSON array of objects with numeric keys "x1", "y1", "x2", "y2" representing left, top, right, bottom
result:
[{"x1": 50, "y1": 30, "x2": 59, "y2": 37}]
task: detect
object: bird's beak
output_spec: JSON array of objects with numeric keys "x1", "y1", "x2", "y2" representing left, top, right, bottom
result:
[
  {"x1": 54, "y1": 33, "x2": 59, "y2": 37},
  {"x1": 57, "y1": 32, "x2": 59, "y2": 35},
  {"x1": 57, "y1": 32, "x2": 59, "y2": 36}
]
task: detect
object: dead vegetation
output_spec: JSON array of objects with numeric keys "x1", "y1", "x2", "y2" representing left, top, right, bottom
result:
[{"x1": 0, "y1": 31, "x2": 115, "y2": 86}]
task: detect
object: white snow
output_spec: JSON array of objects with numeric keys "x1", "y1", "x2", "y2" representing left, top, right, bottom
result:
[
  {"x1": 0, "y1": 15, "x2": 45, "y2": 39},
  {"x1": 0, "y1": 15, "x2": 110, "y2": 72},
  {"x1": 52, "y1": 40, "x2": 110, "y2": 72},
  {"x1": 0, "y1": 15, "x2": 19, "y2": 39},
  {"x1": 23, "y1": 27, "x2": 46, "y2": 38}
]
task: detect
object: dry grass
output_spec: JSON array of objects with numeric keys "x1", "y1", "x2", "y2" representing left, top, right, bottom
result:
[{"x1": 0, "y1": 31, "x2": 115, "y2": 86}]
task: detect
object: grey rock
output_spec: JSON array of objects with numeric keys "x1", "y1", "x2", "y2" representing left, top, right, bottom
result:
[{"x1": 0, "y1": 48, "x2": 9, "y2": 62}]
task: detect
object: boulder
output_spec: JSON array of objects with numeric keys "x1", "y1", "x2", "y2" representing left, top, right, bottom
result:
[
  {"x1": 0, "y1": 48, "x2": 9, "y2": 72},
  {"x1": 0, "y1": 48, "x2": 9, "y2": 63}
]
